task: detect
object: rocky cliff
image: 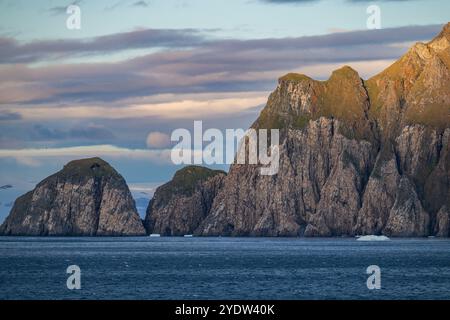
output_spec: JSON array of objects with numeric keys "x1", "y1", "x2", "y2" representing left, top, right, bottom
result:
[
  {"x1": 144, "y1": 166, "x2": 225, "y2": 236},
  {"x1": 194, "y1": 23, "x2": 450, "y2": 237},
  {"x1": 0, "y1": 157, "x2": 146, "y2": 236},
  {"x1": 4, "y1": 25, "x2": 448, "y2": 238}
]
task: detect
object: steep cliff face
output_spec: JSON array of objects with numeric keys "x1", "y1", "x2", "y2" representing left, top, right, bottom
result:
[
  {"x1": 0, "y1": 158, "x2": 146, "y2": 236},
  {"x1": 144, "y1": 166, "x2": 226, "y2": 236},
  {"x1": 196, "y1": 23, "x2": 450, "y2": 237}
]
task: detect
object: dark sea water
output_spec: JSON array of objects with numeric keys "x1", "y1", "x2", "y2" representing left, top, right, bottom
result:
[{"x1": 0, "y1": 237, "x2": 449, "y2": 300}]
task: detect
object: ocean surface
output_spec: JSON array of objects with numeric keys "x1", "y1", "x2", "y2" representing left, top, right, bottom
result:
[{"x1": 0, "y1": 237, "x2": 449, "y2": 300}]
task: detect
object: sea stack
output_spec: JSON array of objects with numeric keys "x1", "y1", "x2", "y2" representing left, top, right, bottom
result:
[
  {"x1": 0, "y1": 157, "x2": 146, "y2": 236},
  {"x1": 144, "y1": 165, "x2": 226, "y2": 236}
]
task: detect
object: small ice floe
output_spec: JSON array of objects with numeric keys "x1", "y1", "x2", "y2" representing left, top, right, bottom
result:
[
  {"x1": 184, "y1": 234, "x2": 193, "y2": 238},
  {"x1": 356, "y1": 235, "x2": 390, "y2": 241},
  {"x1": 149, "y1": 234, "x2": 161, "y2": 237}
]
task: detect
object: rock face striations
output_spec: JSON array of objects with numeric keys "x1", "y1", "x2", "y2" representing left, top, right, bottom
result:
[
  {"x1": 144, "y1": 166, "x2": 226, "y2": 236},
  {"x1": 193, "y1": 23, "x2": 449, "y2": 237},
  {"x1": 0, "y1": 158, "x2": 146, "y2": 236}
]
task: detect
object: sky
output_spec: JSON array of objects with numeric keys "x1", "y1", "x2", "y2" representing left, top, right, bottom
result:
[{"x1": 0, "y1": 0, "x2": 449, "y2": 222}]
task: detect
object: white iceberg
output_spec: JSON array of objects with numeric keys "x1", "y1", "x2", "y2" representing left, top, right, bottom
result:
[
  {"x1": 356, "y1": 235, "x2": 390, "y2": 241},
  {"x1": 149, "y1": 233, "x2": 161, "y2": 237}
]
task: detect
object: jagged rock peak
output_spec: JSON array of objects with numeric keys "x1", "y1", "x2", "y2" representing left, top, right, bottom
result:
[
  {"x1": 430, "y1": 22, "x2": 450, "y2": 44},
  {"x1": 279, "y1": 73, "x2": 314, "y2": 83},
  {"x1": 329, "y1": 65, "x2": 361, "y2": 80}
]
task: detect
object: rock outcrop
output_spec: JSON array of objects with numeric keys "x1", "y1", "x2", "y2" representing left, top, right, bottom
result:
[
  {"x1": 194, "y1": 23, "x2": 450, "y2": 237},
  {"x1": 0, "y1": 158, "x2": 146, "y2": 236},
  {"x1": 434, "y1": 206, "x2": 450, "y2": 237},
  {"x1": 144, "y1": 166, "x2": 226, "y2": 236}
]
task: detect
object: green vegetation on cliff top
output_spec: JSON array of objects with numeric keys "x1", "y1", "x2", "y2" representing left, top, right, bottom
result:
[
  {"x1": 37, "y1": 157, "x2": 122, "y2": 188},
  {"x1": 257, "y1": 35, "x2": 450, "y2": 134},
  {"x1": 155, "y1": 166, "x2": 226, "y2": 203},
  {"x1": 257, "y1": 66, "x2": 377, "y2": 141}
]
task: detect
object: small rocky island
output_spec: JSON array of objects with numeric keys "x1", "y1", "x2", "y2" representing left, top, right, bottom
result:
[
  {"x1": 0, "y1": 158, "x2": 146, "y2": 236},
  {"x1": 144, "y1": 166, "x2": 226, "y2": 236}
]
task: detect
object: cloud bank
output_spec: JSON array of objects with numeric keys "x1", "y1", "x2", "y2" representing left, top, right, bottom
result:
[{"x1": 0, "y1": 24, "x2": 442, "y2": 107}]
